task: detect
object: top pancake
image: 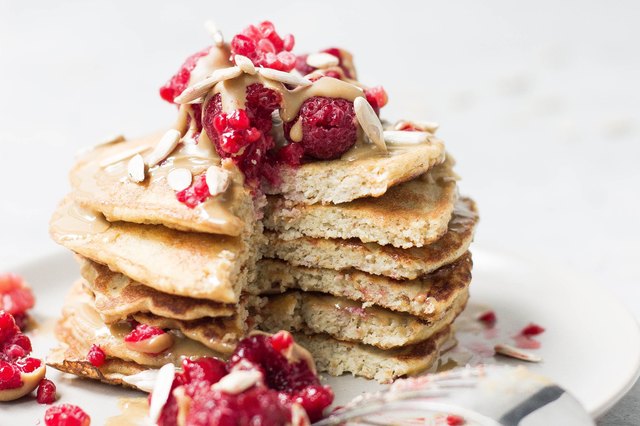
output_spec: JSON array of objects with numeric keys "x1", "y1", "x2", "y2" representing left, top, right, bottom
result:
[
  {"x1": 263, "y1": 156, "x2": 458, "y2": 248},
  {"x1": 263, "y1": 140, "x2": 446, "y2": 205},
  {"x1": 70, "y1": 133, "x2": 255, "y2": 236},
  {"x1": 50, "y1": 196, "x2": 261, "y2": 303}
]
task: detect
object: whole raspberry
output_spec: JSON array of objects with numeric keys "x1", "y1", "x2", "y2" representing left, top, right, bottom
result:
[
  {"x1": 230, "y1": 21, "x2": 296, "y2": 71},
  {"x1": 44, "y1": 404, "x2": 91, "y2": 426},
  {"x1": 37, "y1": 378, "x2": 57, "y2": 404},
  {"x1": 283, "y1": 97, "x2": 357, "y2": 160},
  {"x1": 86, "y1": 344, "x2": 106, "y2": 368},
  {"x1": 159, "y1": 47, "x2": 210, "y2": 104}
]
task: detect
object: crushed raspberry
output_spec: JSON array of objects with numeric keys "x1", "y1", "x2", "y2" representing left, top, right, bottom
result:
[
  {"x1": 274, "y1": 143, "x2": 305, "y2": 167},
  {"x1": 45, "y1": 404, "x2": 91, "y2": 426},
  {"x1": 15, "y1": 356, "x2": 41, "y2": 373},
  {"x1": 364, "y1": 86, "x2": 388, "y2": 115},
  {"x1": 270, "y1": 330, "x2": 293, "y2": 352},
  {"x1": 86, "y1": 344, "x2": 106, "y2": 368},
  {"x1": 520, "y1": 323, "x2": 545, "y2": 337},
  {"x1": 231, "y1": 21, "x2": 296, "y2": 72},
  {"x1": 203, "y1": 84, "x2": 282, "y2": 188},
  {"x1": 159, "y1": 47, "x2": 210, "y2": 104},
  {"x1": 158, "y1": 333, "x2": 333, "y2": 425},
  {"x1": 446, "y1": 414, "x2": 466, "y2": 425},
  {"x1": 477, "y1": 310, "x2": 497, "y2": 327},
  {"x1": 176, "y1": 174, "x2": 210, "y2": 208},
  {"x1": 294, "y1": 54, "x2": 315, "y2": 76},
  {"x1": 37, "y1": 379, "x2": 57, "y2": 404},
  {"x1": 283, "y1": 96, "x2": 357, "y2": 160},
  {"x1": 0, "y1": 273, "x2": 35, "y2": 325},
  {"x1": 0, "y1": 360, "x2": 22, "y2": 390},
  {"x1": 124, "y1": 323, "x2": 166, "y2": 343}
]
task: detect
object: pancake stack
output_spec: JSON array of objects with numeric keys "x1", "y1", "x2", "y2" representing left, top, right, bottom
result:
[{"x1": 47, "y1": 27, "x2": 478, "y2": 387}]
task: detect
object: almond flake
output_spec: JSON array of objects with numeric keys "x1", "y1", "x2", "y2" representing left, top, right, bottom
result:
[
  {"x1": 204, "y1": 20, "x2": 224, "y2": 47},
  {"x1": 98, "y1": 145, "x2": 149, "y2": 168},
  {"x1": 257, "y1": 67, "x2": 312, "y2": 87},
  {"x1": 290, "y1": 403, "x2": 310, "y2": 426},
  {"x1": 122, "y1": 369, "x2": 159, "y2": 392},
  {"x1": 174, "y1": 66, "x2": 242, "y2": 104},
  {"x1": 146, "y1": 129, "x2": 182, "y2": 167},
  {"x1": 127, "y1": 154, "x2": 146, "y2": 183},
  {"x1": 206, "y1": 166, "x2": 231, "y2": 197},
  {"x1": 167, "y1": 168, "x2": 193, "y2": 192},
  {"x1": 235, "y1": 55, "x2": 256, "y2": 75},
  {"x1": 148, "y1": 364, "x2": 176, "y2": 424},
  {"x1": 212, "y1": 369, "x2": 262, "y2": 395},
  {"x1": 306, "y1": 52, "x2": 340, "y2": 69},
  {"x1": 354, "y1": 97, "x2": 387, "y2": 152},
  {"x1": 383, "y1": 130, "x2": 431, "y2": 145},
  {"x1": 494, "y1": 343, "x2": 542, "y2": 363}
]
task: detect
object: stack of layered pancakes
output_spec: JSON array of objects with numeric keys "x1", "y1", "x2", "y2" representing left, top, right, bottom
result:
[{"x1": 47, "y1": 30, "x2": 478, "y2": 387}]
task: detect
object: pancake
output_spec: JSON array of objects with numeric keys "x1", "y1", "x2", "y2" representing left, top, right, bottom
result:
[
  {"x1": 293, "y1": 327, "x2": 455, "y2": 383},
  {"x1": 47, "y1": 345, "x2": 148, "y2": 389},
  {"x1": 79, "y1": 258, "x2": 236, "y2": 322},
  {"x1": 254, "y1": 253, "x2": 472, "y2": 320},
  {"x1": 263, "y1": 198, "x2": 477, "y2": 279},
  {"x1": 258, "y1": 290, "x2": 467, "y2": 349},
  {"x1": 263, "y1": 139, "x2": 446, "y2": 205},
  {"x1": 263, "y1": 156, "x2": 458, "y2": 248},
  {"x1": 55, "y1": 281, "x2": 221, "y2": 369},
  {"x1": 70, "y1": 132, "x2": 255, "y2": 236},
  {"x1": 50, "y1": 196, "x2": 262, "y2": 303}
]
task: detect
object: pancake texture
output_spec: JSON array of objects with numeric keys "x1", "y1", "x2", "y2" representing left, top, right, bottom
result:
[
  {"x1": 263, "y1": 140, "x2": 446, "y2": 205},
  {"x1": 263, "y1": 157, "x2": 458, "y2": 248},
  {"x1": 263, "y1": 197, "x2": 477, "y2": 279},
  {"x1": 50, "y1": 196, "x2": 262, "y2": 303},
  {"x1": 258, "y1": 290, "x2": 468, "y2": 349},
  {"x1": 254, "y1": 252, "x2": 472, "y2": 320}
]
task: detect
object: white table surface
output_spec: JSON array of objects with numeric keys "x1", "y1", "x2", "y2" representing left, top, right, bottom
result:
[{"x1": 1, "y1": 1, "x2": 638, "y2": 423}]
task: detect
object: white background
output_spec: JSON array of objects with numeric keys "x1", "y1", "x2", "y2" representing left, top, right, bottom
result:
[{"x1": 0, "y1": 1, "x2": 638, "y2": 423}]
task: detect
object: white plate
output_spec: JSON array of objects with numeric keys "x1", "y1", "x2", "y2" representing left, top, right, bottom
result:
[{"x1": 3, "y1": 247, "x2": 640, "y2": 424}]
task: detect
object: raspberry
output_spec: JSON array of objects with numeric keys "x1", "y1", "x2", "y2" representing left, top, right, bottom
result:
[
  {"x1": 44, "y1": 404, "x2": 91, "y2": 426},
  {"x1": 520, "y1": 323, "x2": 545, "y2": 337},
  {"x1": 203, "y1": 84, "x2": 282, "y2": 188},
  {"x1": 0, "y1": 273, "x2": 35, "y2": 318},
  {"x1": 182, "y1": 357, "x2": 227, "y2": 385},
  {"x1": 283, "y1": 97, "x2": 357, "y2": 160},
  {"x1": 364, "y1": 86, "x2": 388, "y2": 115},
  {"x1": 274, "y1": 143, "x2": 305, "y2": 167},
  {"x1": 37, "y1": 378, "x2": 57, "y2": 404},
  {"x1": 124, "y1": 323, "x2": 165, "y2": 343},
  {"x1": 159, "y1": 47, "x2": 210, "y2": 104},
  {"x1": 231, "y1": 21, "x2": 296, "y2": 72},
  {"x1": 86, "y1": 344, "x2": 106, "y2": 368},
  {"x1": 0, "y1": 360, "x2": 22, "y2": 390},
  {"x1": 15, "y1": 356, "x2": 41, "y2": 373},
  {"x1": 477, "y1": 310, "x2": 496, "y2": 327},
  {"x1": 447, "y1": 414, "x2": 466, "y2": 425},
  {"x1": 270, "y1": 330, "x2": 293, "y2": 352},
  {"x1": 176, "y1": 174, "x2": 210, "y2": 208}
]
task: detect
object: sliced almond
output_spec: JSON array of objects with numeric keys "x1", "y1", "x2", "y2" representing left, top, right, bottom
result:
[
  {"x1": 205, "y1": 166, "x2": 231, "y2": 197},
  {"x1": 204, "y1": 20, "x2": 224, "y2": 47},
  {"x1": 234, "y1": 55, "x2": 256, "y2": 75},
  {"x1": 99, "y1": 145, "x2": 149, "y2": 168},
  {"x1": 148, "y1": 363, "x2": 175, "y2": 424},
  {"x1": 306, "y1": 52, "x2": 340, "y2": 69},
  {"x1": 127, "y1": 154, "x2": 146, "y2": 183},
  {"x1": 122, "y1": 369, "x2": 160, "y2": 393},
  {"x1": 174, "y1": 66, "x2": 242, "y2": 104},
  {"x1": 212, "y1": 369, "x2": 262, "y2": 395},
  {"x1": 167, "y1": 168, "x2": 193, "y2": 192},
  {"x1": 354, "y1": 97, "x2": 387, "y2": 152},
  {"x1": 146, "y1": 129, "x2": 182, "y2": 167},
  {"x1": 383, "y1": 130, "x2": 431, "y2": 145},
  {"x1": 494, "y1": 343, "x2": 542, "y2": 363},
  {"x1": 257, "y1": 67, "x2": 312, "y2": 87},
  {"x1": 290, "y1": 403, "x2": 310, "y2": 426}
]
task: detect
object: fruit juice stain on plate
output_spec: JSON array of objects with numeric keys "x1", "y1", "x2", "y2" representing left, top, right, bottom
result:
[{"x1": 105, "y1": 397, "x2": 149, "y2": 426}]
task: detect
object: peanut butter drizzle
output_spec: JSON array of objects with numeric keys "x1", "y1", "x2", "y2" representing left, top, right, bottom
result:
[
  {"x1": 50, "y1": 201, "x2": 111, "y2": 240},
  {"x1": 105, "y1": 398, "x2": 150, "y2": 426},
  {"x1": 188, "y1": 45, "x2": 233, "y2": 86}
]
